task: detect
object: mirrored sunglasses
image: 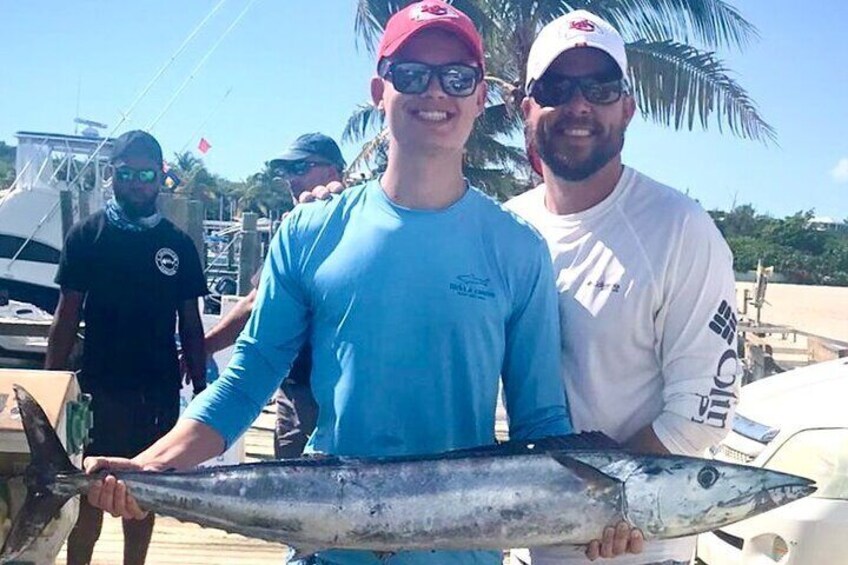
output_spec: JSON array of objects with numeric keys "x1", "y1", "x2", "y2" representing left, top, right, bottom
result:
[
  {"x1": 114, "y1": 166, "x2": 158, "y2": 184},
  {"x1": 379, "y1": 61, "x2": 483, "y2": 98}
]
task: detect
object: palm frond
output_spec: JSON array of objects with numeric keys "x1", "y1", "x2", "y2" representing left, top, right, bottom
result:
[
  {"x1": 342, "y1": 103, "x2": 385, "y2": 143},
  {"x1": 346, "y1": 129, "x2": 390, "y2": 176},
  {"x1": 463, "y1": 165, "x2": 532, "y2": 201},
  {"x1": 354, "y1": 0, "x2": 405, "y2": 53},
  {"x1": 465, "y1": 138, "x2": 525, "y2": 170},
  {"x1": 593, "y1": 0, "x2": 758, "y2": 51},
  {"x1": 627, "y1": 39, "x2": 775, "y2": 143}
]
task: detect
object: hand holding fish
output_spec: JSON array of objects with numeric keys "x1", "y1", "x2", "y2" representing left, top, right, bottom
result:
[
  {"x1": 83, "y1": 457, "x2": 154, "y2": 520},
  {"x1": 586, "y1": 522, "x2": 644, "y2": 560}
]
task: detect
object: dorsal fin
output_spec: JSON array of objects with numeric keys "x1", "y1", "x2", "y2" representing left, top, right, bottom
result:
[{"x1": 443, "y1": 432, "x2": 622, "y2": 459}]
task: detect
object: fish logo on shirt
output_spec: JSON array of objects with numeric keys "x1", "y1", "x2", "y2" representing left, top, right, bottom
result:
[
  {"x1": 155, "y1": 248, "x2": 180, "y2": 277},
  {"x1": 457, "y1": 274, "x2": 490, "y2": 287},
  {"x1": 450, "y1": 274, "x2": 495, "y2": 301}
]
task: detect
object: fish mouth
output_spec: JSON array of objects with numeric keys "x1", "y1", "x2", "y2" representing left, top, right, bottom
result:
[{"x1": 720, "y1": 475, "x2": 817, "y2": 512}]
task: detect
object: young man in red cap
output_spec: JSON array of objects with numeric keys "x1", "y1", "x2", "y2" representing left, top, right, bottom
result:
[{"x1": 83, "y1": 4, "x2": 580, "y2": 564}]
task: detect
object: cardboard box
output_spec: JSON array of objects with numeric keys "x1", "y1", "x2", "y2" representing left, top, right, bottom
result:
[
  {"x1": 0, "y1": 369, "x2": 87, "y2": 563},
  {"x1": 0, "y1": 370, "x2": 87, "y2": 471}
]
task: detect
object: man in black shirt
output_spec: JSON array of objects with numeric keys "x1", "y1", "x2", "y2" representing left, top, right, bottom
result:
[
  {"x1": 203, "y1": 133, "x2": 344, "y2": 458},
  {"x1": 46, "y1": 130, "x2": 208, "y2": 565}
]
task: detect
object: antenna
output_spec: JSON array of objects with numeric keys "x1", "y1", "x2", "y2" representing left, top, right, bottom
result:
[
  {"x1": 75, "y1": 77, "x2": 82, "y2": 134},
  {"x1": 74, "y1": 118, "x2": 109, "y2": 138}
]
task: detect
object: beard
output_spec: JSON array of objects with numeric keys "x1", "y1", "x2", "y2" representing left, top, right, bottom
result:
[
  {"x1": 115, "y1": 193, "x2": 157, "y2": 219},
  {"x1": 531, "y1": 115, "x2": 625, "y2": 182}
]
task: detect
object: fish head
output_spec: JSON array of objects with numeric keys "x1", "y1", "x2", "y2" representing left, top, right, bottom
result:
[{"x1": 620, "y1": 457, "x2": 816, "y2": 538}]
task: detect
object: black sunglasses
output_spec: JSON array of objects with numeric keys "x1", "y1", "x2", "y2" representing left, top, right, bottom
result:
[
  {"x1": 275, "y1": 160, "x2": 327, "y2": 178},
  {"x1": 114, "y1": 166, "x2": 158, "y2": 184},
  {"x1": 530, "y1": 74, "x2": 630, "y2": 107},
  {"x1": 379, "y1": 61, "x2": 483, "y2": 98}
]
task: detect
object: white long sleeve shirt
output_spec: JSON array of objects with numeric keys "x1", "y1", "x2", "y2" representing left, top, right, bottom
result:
[{"x1": 506, "y1": 167, "x2": 741, "y2": 564}]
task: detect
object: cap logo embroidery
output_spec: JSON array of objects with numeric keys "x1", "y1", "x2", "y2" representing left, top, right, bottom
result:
[
  {"x1": 411, "y1": 3, "x2": 457, "y2": 21},
  {"x1": 569, "y1": 19, "x2": 596, "y2": 33}
]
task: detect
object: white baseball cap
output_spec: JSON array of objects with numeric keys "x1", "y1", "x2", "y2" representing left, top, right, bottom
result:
[{"x1": 525, "y1": 10, "x2": 628, "y2": 90}]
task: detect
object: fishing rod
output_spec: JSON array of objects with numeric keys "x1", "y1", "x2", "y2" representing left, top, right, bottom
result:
[
  {"x1": 4, "y1": 0, "x2": 232, "y2": 271},
  {"x1": 66, "y1": 0, "x2": 231, "y2": 186},
  {"x1": 147, "y1": 0, "x2": 260, "y2": 132},
  {"x1": 179, "y1": 87, "x2": 234, "y2": 154}
]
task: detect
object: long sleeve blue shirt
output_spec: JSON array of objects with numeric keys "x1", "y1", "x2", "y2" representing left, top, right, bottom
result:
[{"x1": 185, "y1": 180, "x2": 571, "y2": 564}]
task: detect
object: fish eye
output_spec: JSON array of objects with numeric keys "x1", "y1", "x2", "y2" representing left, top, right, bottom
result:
[{"x1": 698, "y1": 466, "x2": 719, "y2": 489}]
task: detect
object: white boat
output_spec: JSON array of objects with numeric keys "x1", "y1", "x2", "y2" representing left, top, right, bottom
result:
[
  {"x1": 0, "y1": 300, "x2": 53, "y2": 367},
  {"x1": 0, "y1": 132, "x2": 112, "y2": 312}
]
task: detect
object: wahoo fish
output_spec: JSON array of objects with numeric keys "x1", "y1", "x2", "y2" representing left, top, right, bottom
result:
[{"x1": 0, "y1": 385, "x2": 815, "y2": 562}]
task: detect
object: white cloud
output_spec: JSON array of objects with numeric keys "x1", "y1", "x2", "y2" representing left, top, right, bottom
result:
[{"x1": 831, "y1": 158, "x2": 848, "y2": 183}]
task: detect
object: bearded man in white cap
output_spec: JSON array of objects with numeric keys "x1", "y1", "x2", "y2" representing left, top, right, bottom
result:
[{"x1": 507, "y1": 10, "x2": 742, "y2": 565}]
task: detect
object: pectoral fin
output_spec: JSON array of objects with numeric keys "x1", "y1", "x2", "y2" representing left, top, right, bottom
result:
[{"x1": 548, "y1": 452, "x2": 623, "y2": 488}]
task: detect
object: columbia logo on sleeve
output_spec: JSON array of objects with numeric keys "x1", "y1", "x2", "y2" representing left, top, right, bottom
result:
[{"x1": 709, "y1": 300, "x2": 737, "y2": 345}]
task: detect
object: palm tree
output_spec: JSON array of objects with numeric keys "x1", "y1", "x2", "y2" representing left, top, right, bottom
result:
[
  {"x1": 237, "y1": 163, "x2": 294, "y2": 219},
  {"x1": 171, "y1": 151, "x2": 225, "y2": 211},
  {"x1": 346, "y1": 0, "x2": 774, "y2": 198}
]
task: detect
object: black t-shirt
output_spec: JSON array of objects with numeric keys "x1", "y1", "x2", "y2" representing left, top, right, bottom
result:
[{"x1": 56, "y1": 211, "x2": 209, "y2": 393}]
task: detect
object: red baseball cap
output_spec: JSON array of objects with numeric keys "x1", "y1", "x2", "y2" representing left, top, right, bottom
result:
[{"x1": 377, "y1": 1, "x2": 485, "y2": 69}]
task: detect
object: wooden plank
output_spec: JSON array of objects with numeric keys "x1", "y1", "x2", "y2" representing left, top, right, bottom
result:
[
  {"x1": 55, "y1": 516, "x2": 288, "y2": 565},
  {"x1": 0, "y1": 319, "x2": 52, "y2": 337},
  {"x1": 808, "y1": 336, "x2": 848, "y2": 363}
]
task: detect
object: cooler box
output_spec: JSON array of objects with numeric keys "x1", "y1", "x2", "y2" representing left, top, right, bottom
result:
[{"x1": 0, "y1": 369, "x2": 90, "y2": 564}]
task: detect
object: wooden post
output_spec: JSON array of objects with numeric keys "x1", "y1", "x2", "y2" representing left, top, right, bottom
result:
[
  {"x1": 60, "y1": 190, "x2": 74, "y2": 238},
  {"x1": 78, "y1": 189, "x2": 91, "y2": 220},
  {"x1": 186, "y1": 200, "x2": 205, "y2": 268},
  {"x1": 237, "y1": 213, "x2": 259, "y2": 296},
  {"x1": 158, "y1": 193, "x2": 205, "y2": 268},
  {"x1": 158, "y1": 192, "x2": 187, "y2": 229},
  {"x1": 741, "y1": 289, "x2": 749, "y2": 316}
]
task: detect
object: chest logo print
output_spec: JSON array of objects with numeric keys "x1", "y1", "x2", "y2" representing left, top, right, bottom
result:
[
  {"x1": 155, "y1": 247, "x2": 180, "y2": 276},
  {"x1": 450, "y1": 274, "x2": 495, "y2": 301}
]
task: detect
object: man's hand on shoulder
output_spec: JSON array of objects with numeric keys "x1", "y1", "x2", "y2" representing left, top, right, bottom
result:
[{"x1": 297, "y1": 181, "x2": 346, "y2": 204}]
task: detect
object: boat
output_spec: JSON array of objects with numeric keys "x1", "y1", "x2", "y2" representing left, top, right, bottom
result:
[
  {"x1": 0, "y1": 131, "x2": 113, "y2": 313},
  {"x1": 0, "y1": 298, "x2": 51, "y2": 367}
]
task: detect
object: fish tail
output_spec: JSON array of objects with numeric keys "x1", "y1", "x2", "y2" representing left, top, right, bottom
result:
[{"x1": 0, "y1": 385, "x2": 81, "y2": 563}]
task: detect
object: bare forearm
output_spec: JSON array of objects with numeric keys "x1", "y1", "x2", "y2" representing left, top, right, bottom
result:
[
  {"x1": 45, "y1": 320, "x2": 78, "y2": 369},
  {"x1": 624, "y1": 424, "x2": 670, "y2": 454},
  {"x1": 134, "y1": 419, "x2": 225, "y2": 471},
  {"x1": 179, "y1": 325, "x2": 206, "y2": 388},
  {"x1": 44, "y1": 292, "x2": 83, "y2": 370},
  {"x1": 204, "y1": 290, "x2": 256, "y2": 354}
]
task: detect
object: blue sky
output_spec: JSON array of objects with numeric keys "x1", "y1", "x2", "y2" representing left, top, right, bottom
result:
[{"x1": 2, "y1": 0, "x2": 846, "y2": 219}]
